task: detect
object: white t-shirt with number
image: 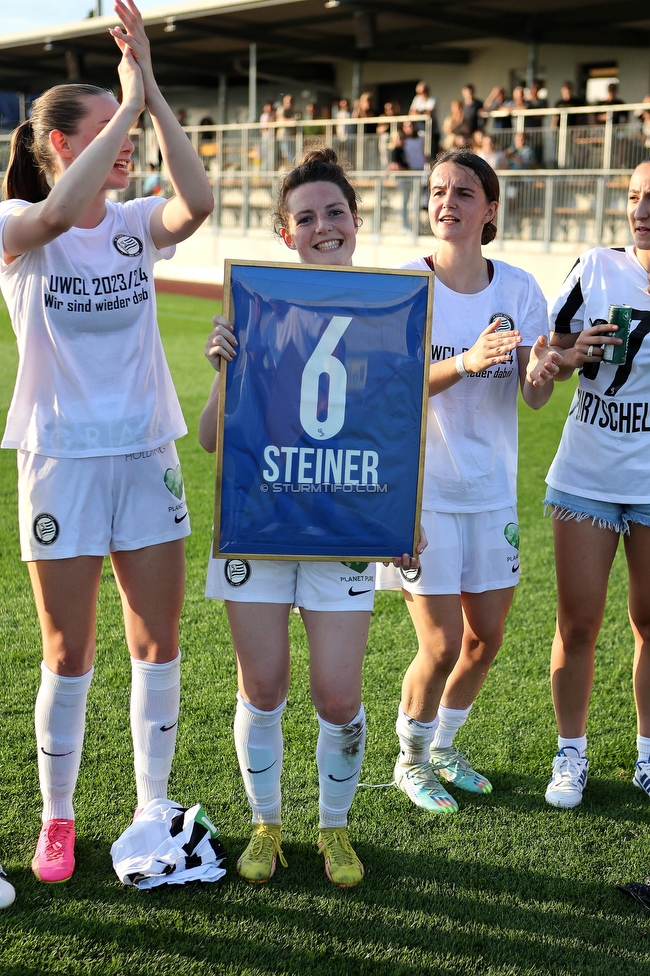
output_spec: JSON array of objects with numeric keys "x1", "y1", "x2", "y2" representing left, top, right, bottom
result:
[
  {"x1": 546, "y1": 245, "x2": 650, "y2": 503},
  {"x1": 0, "y1": 196, "x2": 185, "y2": 458},
  {"x1": 401, "y1": 257, "x2": 548, "y2": 513}
]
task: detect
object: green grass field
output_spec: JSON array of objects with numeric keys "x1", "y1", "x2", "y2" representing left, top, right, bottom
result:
[{"x1": 0, "y1": 293, "x2": 648, "y2": 975}]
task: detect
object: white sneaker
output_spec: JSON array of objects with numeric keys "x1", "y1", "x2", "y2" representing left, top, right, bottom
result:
[
  {"x1": 633, "y1": 759, "x2": 650, "y2": 797},
  {"x1": 545, "y1": 747, "x2": 589, "y2": 808},
  {"x1": 0, "y1": 866, "x2": 15, "y2": 908}
]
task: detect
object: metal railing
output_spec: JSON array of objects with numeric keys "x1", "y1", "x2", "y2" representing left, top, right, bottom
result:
[
  {"x1": 0, "y1": 107, "x2": 640, "y2": 246},
  {"x1": 111, "y1": 167, "x2": 631, "y2": 248},
  {"x1": 485, "y1": 102, "x2": 650, "y2": 171}
]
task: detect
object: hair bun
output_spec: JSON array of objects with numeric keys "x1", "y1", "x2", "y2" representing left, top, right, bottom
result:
[
  {"x1": 297, "y1": 147, "x2": 340, "y2": 167},
  {"x1": 482, "y1": 221, "x2": 498, "y2": 245}
]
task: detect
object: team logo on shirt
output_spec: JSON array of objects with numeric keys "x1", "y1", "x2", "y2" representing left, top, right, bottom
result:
[
  {"x1": 224, "y1": 559, "x2": 251, "y2": 587},
  {"x1": 489, "y1": 312, "x2": 515, "y2": 332},
  {"x1": 33, "y1": 513, "x2": 59, "y2": 546},
  {"x1": 113, "y1": 234, "x2": 143, "y2": 257},
  {"x1": 400, "y1": 565, "x2": 422, "y2": 583}
]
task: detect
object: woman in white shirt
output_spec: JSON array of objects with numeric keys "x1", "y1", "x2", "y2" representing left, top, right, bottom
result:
[
  {"x1": 378, "y1": 148, "x2": 560, "y2": 813},
  {"x1": 0, "y1": 1, "x2": 212, "y2": 886},
  {"x1": 543, "y1": 159, "x2": 650, "y2": 809},
  {"x1": 199, "y1": 148, "x2": 424, "y2": 888}
]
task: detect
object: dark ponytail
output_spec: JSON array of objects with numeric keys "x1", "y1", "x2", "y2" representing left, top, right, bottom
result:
[
  {"x1": 3, "y1": 83, "x2": 109, "y2": 203},
  {"x1": 3, "y1": 119, "x2": 50, "y2": 202}
]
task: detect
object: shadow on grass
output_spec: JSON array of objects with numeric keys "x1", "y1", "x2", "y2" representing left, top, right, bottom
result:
[{"x1": 1, "y1": 812, "x2": 648, "y2": 976}]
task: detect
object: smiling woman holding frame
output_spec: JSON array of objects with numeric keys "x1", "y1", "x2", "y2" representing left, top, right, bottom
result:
[{"x1": 200, "y1": 148, "x2": 425, "y2": 888}]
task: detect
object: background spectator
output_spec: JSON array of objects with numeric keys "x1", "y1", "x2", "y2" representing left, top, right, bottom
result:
[
  {"x1": 352, "y1": 91, "x2": 377, "y2": 133},
  {"x1": 505, "y1": 131, "x2": 536, "y2": 169},
  {"x1": 636, "y1": 95, "x2": 650, "y2": 151},
  {"x1": 409, "y1": 80, "x2": 439, "y2": 152},
  {"x1": 335, "y1": 97, "x2": 352, "y2": 140},
  {"x1": 377, "y1": 100, "x2": 401, "y2": 169},
  {"x1": 276, "y1": 93, "x2": 299, "y2": 166},
  {"x1": 442, "y1": 99, "x2": 472, "y2": 150},
  {"x1": 553, "y1": 81, "x2": 586, "y2": 127},
  {"x1": 475, "y1": 132, "x2": 506, "y2": 169},
  {"x1": 526, "y1": 79, "x2": 548, "y2": 128},
  {"x1": 401, "y1": 119, "x2": 427, "y2": 170},
  {"x1": 462, "y1": 83, "x2": 484, "y2": 133},
  {"x1": 482, "y1": 86, "x2": 510, "y2": 130},
  {"x1": 595, "y1": 82, "x2": 628, "y2": 124},
  {"x1": 505, "y1": 85, "x2": 529, "y2": 126}
]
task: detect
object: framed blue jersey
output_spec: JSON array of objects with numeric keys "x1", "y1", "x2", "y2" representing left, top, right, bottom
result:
[{"x1": 212, "y1": 260, "x2": 432, "y2": 560}]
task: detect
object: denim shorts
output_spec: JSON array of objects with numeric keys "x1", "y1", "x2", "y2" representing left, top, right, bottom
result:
[{"x1": 543, "y1": 486, "x2": 650, "y2": 534}]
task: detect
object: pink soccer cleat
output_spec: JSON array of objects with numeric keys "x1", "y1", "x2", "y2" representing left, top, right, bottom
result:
[{"x1": 31, "y1": 819, "x2": 75, "y2": 883}]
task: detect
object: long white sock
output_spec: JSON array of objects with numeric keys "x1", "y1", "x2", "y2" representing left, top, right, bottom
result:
[
  {"x1": 130, "y1": 654, "x2": 181, "y2": 808},
  {"x1": 395, "y1": 704, "x2": 439, "y2": 763},
  {"x1": 558, "y1": 735, "x2": 587, "y2": 756},
  {"x1": 317, "y1": 704, "x2": 366, "y2": 828},
  {"x1": 234, "y1": 693, "x2": 285, "y2": 825},
  {"x1": 636, "y1": 734, "x2": 650, "y2": 762},
  {"x1": 431, "y1": 704, "x2": 472, "y2": 750},
  {"x1": 35, "y1": 663, "x2": 93, "y2": 823}
]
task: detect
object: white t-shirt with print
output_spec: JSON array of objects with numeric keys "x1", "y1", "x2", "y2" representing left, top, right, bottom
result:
[
  {"x1": 401, "y1": 257, "x2": 548, "y2": 513},
  {"x1": 546, "y1": 245, "x2": 650, "y2": 503},
  {"x1": 0, "y1": 196, "x2": 186, "y2": 458}
]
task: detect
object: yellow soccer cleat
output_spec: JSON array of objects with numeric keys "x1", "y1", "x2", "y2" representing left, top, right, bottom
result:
[
  {"x1": 318, "y1": 827, "x2": 364, "y2": 888},
  {"x1": 236, "y1": 823, "x2": 287, "y2": 883}
]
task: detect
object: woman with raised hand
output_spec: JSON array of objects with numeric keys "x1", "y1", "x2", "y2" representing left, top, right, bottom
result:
[
  {"x1": 200, "y1": 148, "x2": 423, "y2": 887},
  {"x1": 543, "y1": 159, "x2": 650, "y2": 809},
  {"x1": 0, "y1": 0, "x2": 213, "y2": 884},
  {"x1": 378, "y1": 148, "x2": 560, "y2": 814}
]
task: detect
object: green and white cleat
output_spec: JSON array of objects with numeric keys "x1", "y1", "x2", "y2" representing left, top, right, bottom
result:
[
  {"x1": 429, "y1": 747, "x2": 493, "y2": 794},
  {"x1": 393, "y1": 759, "x2": 459, "y2": 813}
]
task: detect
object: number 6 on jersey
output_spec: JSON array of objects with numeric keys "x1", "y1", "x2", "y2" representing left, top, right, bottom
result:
[{"x1": 300, "y1": 315, "x2": 352, "y2": 439}]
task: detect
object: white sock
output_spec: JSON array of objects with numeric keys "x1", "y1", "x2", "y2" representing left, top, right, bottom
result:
[
  {"x1": 234, "y1": 693, "x2": 285, "y2": 825},
  {"x1": 130, "y1": 654, "x2": 181, "y2": 808},
  {"x1": 431, "y1": 704, "x2": 472, "y2": 750},
  {"x1": 317, "y1": 705, "x2": 366, "y2": 828},
  {"x1": 558, "y1": 735, "x2": 587, "y2": 756},
  {"x1": 636, "y1": 734, "x2": 650, "y2": 762},
  {"x1": 35, "y1": 663, "x2": 93, "y2": 822},
  {"x1": 395, "y1": 704, "x2": 439, "y2": 763}
]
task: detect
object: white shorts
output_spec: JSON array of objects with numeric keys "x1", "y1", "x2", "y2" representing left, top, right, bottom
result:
[
  {"x1": 376, "y1": 506, "x2": 520, "y2": 595},
  {"x1": 17, "y1": 443, "x2": 190, "y2": 561},
  {"x1": 205, "y1": 555, "x2": 376, "y2": 612}
]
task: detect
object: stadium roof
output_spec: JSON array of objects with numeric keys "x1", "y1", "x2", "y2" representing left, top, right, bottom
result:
[{"x1": 0, "y1": 0, "x2": 649, "y2": 93}]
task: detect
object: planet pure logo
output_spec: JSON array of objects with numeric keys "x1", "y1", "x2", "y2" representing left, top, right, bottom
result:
[
  {"x1": 504, "y1": 522, "x2": 519, "y2": 550},
  {"x1": 164, "y1": 466, "x2": 184, "y2": 499}
]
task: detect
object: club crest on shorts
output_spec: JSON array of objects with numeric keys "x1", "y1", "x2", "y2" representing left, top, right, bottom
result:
[
  {"x1": 400, "y1": 565, "x2": 422, "y2": 583},
  {"x1": 113, "y1": 234, "x2": 143, "y2": 257},
  {"x1": 33, "y1": 513, "x2": 59, "y2": 546},
  {"x1": 489, "y1": 312, "x2": 515, "y2": 332},
  {"x1": 224, "y1": 559, "x2": 251, "y2": 587}
]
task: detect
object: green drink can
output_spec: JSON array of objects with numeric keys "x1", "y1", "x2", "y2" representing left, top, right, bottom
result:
[{"x1": 602, "y1": 304, "x2": 632, "y2": 365}]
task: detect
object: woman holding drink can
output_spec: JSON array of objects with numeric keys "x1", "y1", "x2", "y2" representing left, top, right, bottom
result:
[{"x1": 544, "y1": 159, "x2": 650, "y2": 808}]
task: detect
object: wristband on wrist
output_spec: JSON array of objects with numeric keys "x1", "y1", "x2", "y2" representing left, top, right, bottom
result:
[{"x1": 455, "y1": 353, "x2": 470, "y2": 378}]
